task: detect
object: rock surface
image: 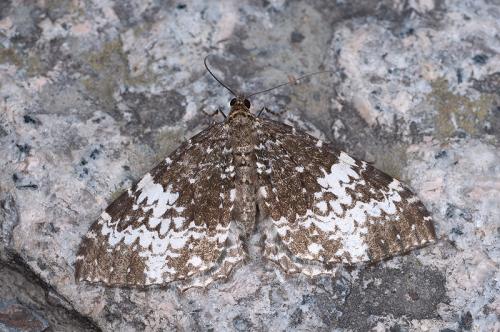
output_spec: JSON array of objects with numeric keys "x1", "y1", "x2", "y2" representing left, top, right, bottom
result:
[
  {"x1": 0, "y1": 0, "x2": 498, "y2": 331},
  {"x1": 0, "y1": 300, "x2": 48, "y2": 332}
]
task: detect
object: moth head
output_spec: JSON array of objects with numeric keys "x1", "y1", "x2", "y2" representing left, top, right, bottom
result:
[{"x1": 229, "y1": 97, "x2": 251, "y2": 109}]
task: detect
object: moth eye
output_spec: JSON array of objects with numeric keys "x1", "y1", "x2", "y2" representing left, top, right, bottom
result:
[
  {"x1": 230, "y1": 98, "x2": 237, "y2": 106},
  {"x1": 243, "y1": 99, "x2": 251, "y2": 108}
]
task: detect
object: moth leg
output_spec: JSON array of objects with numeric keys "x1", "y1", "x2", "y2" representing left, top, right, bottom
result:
[
  {"x1": 202, "y1": 108, "x2": 227, "y2": 119},
  {"x1": 257, "y1": 107, "x2": 286, "y2": 118}
]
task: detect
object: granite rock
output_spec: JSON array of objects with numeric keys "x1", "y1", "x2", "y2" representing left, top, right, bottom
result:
[{"x1": 0, "y1": 0, "x2": 498, "y2": 331}]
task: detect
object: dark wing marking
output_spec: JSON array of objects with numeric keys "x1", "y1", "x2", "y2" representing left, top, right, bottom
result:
[
  {"x1": 255, "y1": 119, "x2": 436, "y2": 274},
  {"x1": 75, "y1": 123, "x2": 243, "y2": 286}
]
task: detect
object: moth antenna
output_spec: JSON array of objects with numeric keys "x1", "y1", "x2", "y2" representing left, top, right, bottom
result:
[
  {"x1": 246, "y1": 70, "x2": 333, "y2": 98},
  {"x1": 204, "y1": 56, "x2": 238, "y2": 97}
]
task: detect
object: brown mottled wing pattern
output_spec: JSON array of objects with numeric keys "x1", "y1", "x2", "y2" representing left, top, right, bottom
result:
[
  {"x1": 255, "y1": 119, "x2": 436, "y2": 275},
  {"x1": 75, "y1": 123, "x2": 242, "y2": 286}
]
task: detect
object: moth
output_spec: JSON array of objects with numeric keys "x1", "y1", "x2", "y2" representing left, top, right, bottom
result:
[{"x1": 75, "y1": 58, "x2": 436, "y2": 288}]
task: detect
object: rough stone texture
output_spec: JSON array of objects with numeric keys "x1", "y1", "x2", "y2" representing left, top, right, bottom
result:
[
  {"x1": 0, "y1": 300, "x2": 48, "y2": 332},
  {"x1": 0, "y1": 0, "x2": 498, "y2": 331}
]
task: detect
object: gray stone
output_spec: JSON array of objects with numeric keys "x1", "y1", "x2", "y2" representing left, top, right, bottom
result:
[
  {"x1": 0, "y1": 0, "x2": 498, "y2": 331},
  {"x1": 0, "y1": 300, "x2": 48, "y2": 332},
  {"x1": 0, "y1": 264, "x2": 98, "y2": 331}
]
